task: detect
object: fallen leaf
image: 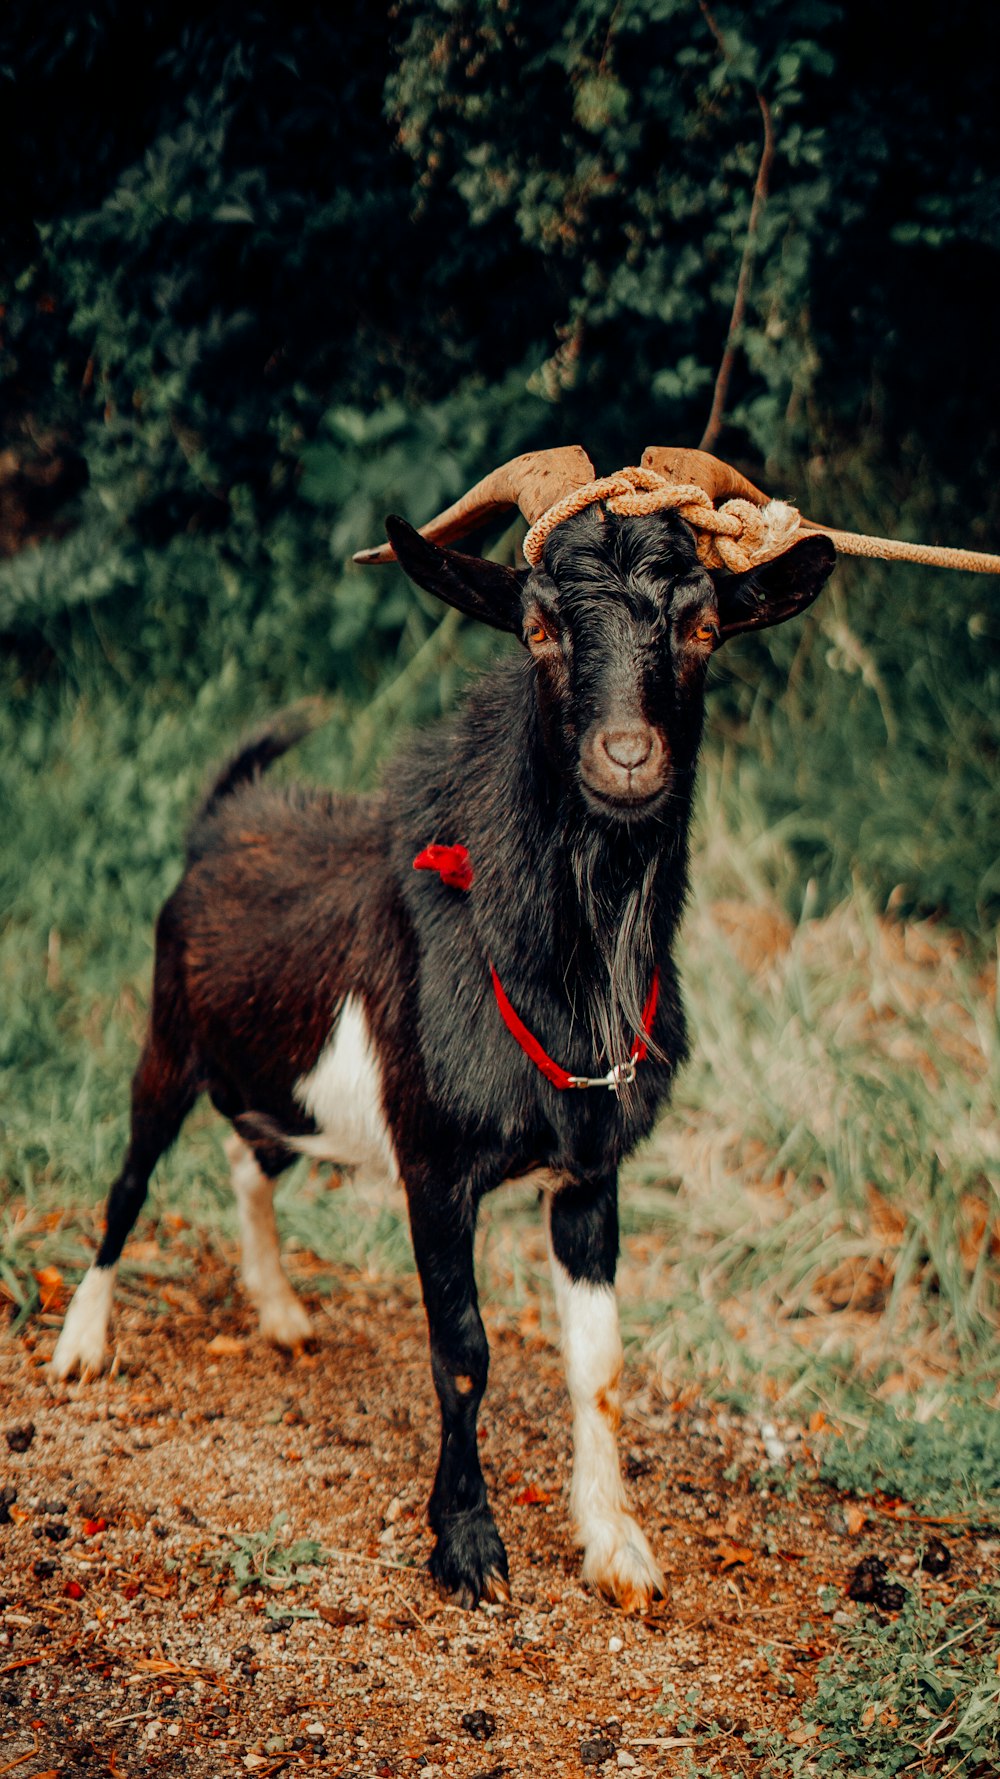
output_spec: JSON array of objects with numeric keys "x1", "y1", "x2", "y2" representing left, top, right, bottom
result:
[
  {"x1": 318, "y1": 1605, "x2": 366, "y2": 1627},
  {"x1": 514, "y1": 1484, "x2": 551, "y2": 1506},
  {"x1": 64, "y1": 1579, "x2": 85, "y2": 1600},
  {"x1": 714, "y1": 1539, "x2": 754, "y2": 1570},
  {"x1": 83, "y1": 1517, "x2": 108, "y2": 1537},
  {"x1": 34, "y1": 1266, "x2": 66, "y2": 1311},
  {"x1": 206, "y1": 1334, "x2": 247, "y2": 1357},
  {"x1": 845, "y1": 1504, "x2": 868, "y2": 1535}
]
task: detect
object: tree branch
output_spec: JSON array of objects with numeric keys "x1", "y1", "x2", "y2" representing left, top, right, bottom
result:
[{"x1": 698, "y1": 3, "x2": 775, "y2": 453}]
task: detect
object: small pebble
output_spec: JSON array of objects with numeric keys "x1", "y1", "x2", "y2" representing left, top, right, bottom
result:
[
  {"x1": 847, "y1": 1554, "x2": 908, "y2": 1611},
  {"x1": 617, "y1": 1754, "x2": 637, "y2": 1770},
  {"x1": 760, "y1": 1421, "x2": 787, "y2": 1464},
  {"x1": 0, "y1": 1486, "x2": 16, "y2": 1525},
  {"x1": 876, "y1": 1582, "x2": 908, "y2": 1612},
  {"x1": 305, "y1": 1721, "x2": 324, "y2": 1736},
  {"x1": 608, "y1": 1635, "x2": 624, "y2": 1654},
  {"x1": 5, "y1": 1425, "x2": 35, "y2": 1454},
  {"x1": 461, "y1": 1709, "x2": 496, "y2": 1741},
  {"x1": 920, "y1": 1539, "x2": 951, "y2": 1577},
  {"x1": 580, "y1": 1741, "x2": 616, "y2": 1767}
]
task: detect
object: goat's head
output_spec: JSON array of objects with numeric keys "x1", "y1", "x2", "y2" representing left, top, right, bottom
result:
[{"x1": 356, "y1": 446, "x2": 836, "y2": 825}]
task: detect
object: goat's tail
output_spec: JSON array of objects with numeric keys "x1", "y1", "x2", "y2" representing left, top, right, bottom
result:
[{"x1": 190, "y1": 700, "x2": 327, "y2": 836}]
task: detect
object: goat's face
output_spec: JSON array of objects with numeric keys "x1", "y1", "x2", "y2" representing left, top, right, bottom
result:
[
  {"x1": 519, "y1": 508, "x2": 722, "y2": 820},
  {"x1": 384, "y1": 508, "x2": 835, "y2": 825}
]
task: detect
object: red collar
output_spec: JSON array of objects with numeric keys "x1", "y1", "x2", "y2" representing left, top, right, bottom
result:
[
  {"x1": 413, "y1": 841, "x2": 659, "y2": 1093},
  {"x1": 491, "y1": 963, "x2": 659, "y2": 1093}
]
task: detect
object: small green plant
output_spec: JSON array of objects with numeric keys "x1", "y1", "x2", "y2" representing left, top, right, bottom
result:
[
  {"x1": 208, "y1": 1513, "x2": 326, "y2": 1596},
  {"x1": 755, "y1": 1582, "x2": 1000, "y2": 1777}
]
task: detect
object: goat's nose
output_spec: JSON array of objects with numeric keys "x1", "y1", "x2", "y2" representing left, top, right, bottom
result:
[{"x1": 598, "y1": 727, "x2": 653, "y2": 769}]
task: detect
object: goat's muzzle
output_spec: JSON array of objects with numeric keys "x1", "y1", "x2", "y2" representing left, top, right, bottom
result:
[{"x1": 579, "y1": 723, "x2": 668, "y2": 810}]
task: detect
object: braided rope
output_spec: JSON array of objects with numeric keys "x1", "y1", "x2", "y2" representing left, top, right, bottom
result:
[{"x1": 521, "y1": 465, "x2": 1000, "y2": 577}]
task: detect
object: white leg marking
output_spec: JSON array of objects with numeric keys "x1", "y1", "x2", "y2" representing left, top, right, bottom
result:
[
  {"x1": 226, "y1": 1134, "x2": 313, "y2": 1349},
  {"x1": 50, "y1": 1265, "x2": 117, "y2": 1381},
  {"x1": 546, "y1": 1204, "x2": 664, "y2": 1611}
]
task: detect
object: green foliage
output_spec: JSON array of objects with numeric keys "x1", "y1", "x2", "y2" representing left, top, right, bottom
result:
[
  {"x1": 756, "y1": 1584, "x2": 1000, "y2": 1777},
  {"x1": 206, "y1": 1513, "x2": 326, "y2": 1595},
  {"x1": 2, "y1": 1, "x2": 998, "y2": 927},
  {"x1": 815, "y1": 1399, "x2": 1000, "y2": 1522}
]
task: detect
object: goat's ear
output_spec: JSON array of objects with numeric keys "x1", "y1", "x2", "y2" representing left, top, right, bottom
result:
[
  {"x1": 713, "y1": 534, "x2": 836, "y2": 641},
  {"x1": 383, "y1": 515, "x2": 526, "y2": 634}
]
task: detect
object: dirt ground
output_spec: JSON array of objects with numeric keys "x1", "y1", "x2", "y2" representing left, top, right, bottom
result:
[{"x1": 0, "y1": 1231, "x2": 967, "y2": 1778}]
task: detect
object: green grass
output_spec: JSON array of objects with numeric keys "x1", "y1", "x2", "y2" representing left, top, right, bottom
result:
[{"x1": 756, "y1": 1582, "x2": 1000, "y2": 1777}]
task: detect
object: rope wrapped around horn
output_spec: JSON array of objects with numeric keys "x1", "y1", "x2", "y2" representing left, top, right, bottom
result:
[
  {"x1": 355, "y1": 441, "x2": 1000, "y2": 579},
  {"x1": 521, "y1": 459, "x2": 800, "y2": 573}
]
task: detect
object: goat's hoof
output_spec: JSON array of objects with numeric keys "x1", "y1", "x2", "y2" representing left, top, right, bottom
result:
[
  {"x1": 49, "y1": 1268, "x2": 114, "y2": 1383},
  {"x1": 49, "y1": 1345, "x2": 107, "y2": 1385},
  {"x1": 256, "y1": 1293, "x2": 314, "y2": 1352},
  {"x1": 581, "y1": 1512, "x2": 666, "y2": 1614},
  {"x1": 429, "y1": 1513, "x2": 510, "y2": 1610}
]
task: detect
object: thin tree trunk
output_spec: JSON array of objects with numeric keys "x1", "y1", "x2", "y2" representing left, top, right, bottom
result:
[{"x1": 698, "y1": 4, "x2": 775, "y2": 453}]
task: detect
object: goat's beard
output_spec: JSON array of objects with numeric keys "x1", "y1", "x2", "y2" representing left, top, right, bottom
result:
[{"x1": 568, "y1": 823, "x2": 665, "y2": 1090}]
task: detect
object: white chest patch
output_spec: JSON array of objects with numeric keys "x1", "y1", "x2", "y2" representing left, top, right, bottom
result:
[{"x1": 293, "y1": 994, "x2": 398, "y2": 1179}]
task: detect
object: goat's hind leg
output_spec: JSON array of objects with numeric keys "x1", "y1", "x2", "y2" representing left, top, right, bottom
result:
[
  {"x1": 226, "y1": 1133, "x2": 312, "y2": 1349},
  {"x1": 546, "y1": 1180, "x2": 664, "y2": 1612},
  {"x1": 51, "y1": 1038, "x2": 196, "y2": 1382}
]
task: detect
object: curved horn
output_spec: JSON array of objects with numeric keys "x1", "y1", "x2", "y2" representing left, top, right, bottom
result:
[
  {"x1": 641, "y1": 446, "x2": 771, "y2": 508},
  {"x1": 353, "y1": 445, "x2": 596, "y2": 566}
]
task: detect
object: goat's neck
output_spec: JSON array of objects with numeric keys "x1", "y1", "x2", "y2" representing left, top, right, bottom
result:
[{"x1": 460, "y1": 663, "x2": 695, "y2": 1064}]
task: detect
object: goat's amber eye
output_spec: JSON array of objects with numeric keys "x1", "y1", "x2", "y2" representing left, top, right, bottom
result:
[
  {"x1": 693, "y1": 623, "x2": 717, "y2": 644},
  {"x1": 527, "y1": 621, "x2": 549, "y2": 645}
]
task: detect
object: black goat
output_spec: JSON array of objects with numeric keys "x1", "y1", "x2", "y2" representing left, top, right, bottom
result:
[{"x1": 52, "y1": 453, "x2": 835, "y2": 1611}]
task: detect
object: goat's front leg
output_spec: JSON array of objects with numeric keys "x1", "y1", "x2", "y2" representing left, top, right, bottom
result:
[
  {"x1": 546, "y1": 1180, "x2": 664, "y2": 1612},
  {"x1": 407, "y1": 1183, "x2": 509, "y2": 1608}
]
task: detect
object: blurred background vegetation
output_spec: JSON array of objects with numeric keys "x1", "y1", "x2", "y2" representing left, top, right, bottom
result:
[{"x1": 2, "y1": 1, "x2": 998, "y2": 1443}]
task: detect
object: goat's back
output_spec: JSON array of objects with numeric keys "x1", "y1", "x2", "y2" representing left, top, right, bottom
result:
[{"x1": 168, "y1": 780, "x2": 402, "y2": 1092}]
